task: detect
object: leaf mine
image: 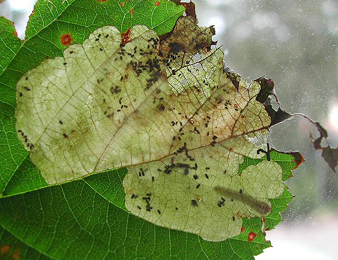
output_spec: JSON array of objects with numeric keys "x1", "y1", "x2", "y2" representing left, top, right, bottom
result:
[{"x1": 16, "y1": 17, "x2": 285, "y2": 241}]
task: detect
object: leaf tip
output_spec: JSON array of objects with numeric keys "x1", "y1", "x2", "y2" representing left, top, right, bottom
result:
[
  {"x1": 291, "y1": 152, "x2": 305, "y2": 169},
  {"x1": 173, "y1": 1, "x2": 197, "y2": 18}
]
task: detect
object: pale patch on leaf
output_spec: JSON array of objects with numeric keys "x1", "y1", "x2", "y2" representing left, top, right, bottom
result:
[
  {"x1": 16, "y1": 17, "x2": 284, "y2": 241},
  {"x1": 16, "y1": 25, "x2": 168, "y2": 184},
  {"x1": 124, "y1": 158, "x2": 283, "y2": 241},
  {"x1": 16, "y1": 20, "x2": 270, "y2": 184}
]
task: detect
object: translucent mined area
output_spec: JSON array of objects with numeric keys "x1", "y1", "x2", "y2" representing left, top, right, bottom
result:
[{"x1": 16, "y1": 19, "x2": 284, "y2": 241}]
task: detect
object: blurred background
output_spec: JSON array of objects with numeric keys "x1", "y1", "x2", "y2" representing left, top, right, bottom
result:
[{"x1": 1, "y1": 0, "x2": 338, "y2": 259}]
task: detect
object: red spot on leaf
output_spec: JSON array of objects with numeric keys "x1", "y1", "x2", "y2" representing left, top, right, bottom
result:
[
  {"x1": 241, "y1": 227, "x2": 245, "y2": 233},
  {"x1": 129, "y1": 8, "x2": 134, "y2": 16},
  {"x1": 61, "y1": 33, "x2": 73, "y2": 46},
  {"x1": 248, "y1": 232, "x2": 257, "y2": 242},
  {"x1": 121, "y1": 29, "x2": 131, "y2": 45},
  {"x1": 155, "y1": 1, "x2": 160, "y2": 6},
  {"x1": 120, "y1": 2, "x2": 125, "y2": 7}
]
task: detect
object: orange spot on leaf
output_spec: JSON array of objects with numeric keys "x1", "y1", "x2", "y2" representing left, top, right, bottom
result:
[
  {"x1": 1, "y1": 245, "x2": 10, "y2": 255},
  {"x1": 155, "y1": 1, "x2": 160, "y2": 6},
  {"x1": 11, "y1": 248, "x2": 21, "y2": 260},
  {"x1": 61, "y1": 33, "x2": 73, "y2": 46},
  {"x1": 129, "y1": 8, "x2": 134, "y2": 16},
  {"x1": 248, "y1": 232, "x2": 257, "y2": 242},
  {"x1": 120, "y1": 1, "x2": 125, "y2": 7}
]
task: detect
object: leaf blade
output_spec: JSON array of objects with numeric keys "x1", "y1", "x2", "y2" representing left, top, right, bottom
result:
[{"x1": 0, "y1": 0, "x2": 184, "y2": 195}]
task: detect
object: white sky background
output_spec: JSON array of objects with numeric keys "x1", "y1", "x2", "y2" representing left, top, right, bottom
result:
[
  {"x1": 1, "y1": 0, "x2": 338, "y2": 259},
  {"x1": 0, "y1": 0, "x2": 37, "y2": 38}
]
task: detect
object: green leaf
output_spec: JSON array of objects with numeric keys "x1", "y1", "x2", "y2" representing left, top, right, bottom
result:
[
  {"x1": 0, "y1": 0, "x2": 301, "y2": 259},
  {"x1": 14, "y1": 13, "x2": 287, "y2": 243}
]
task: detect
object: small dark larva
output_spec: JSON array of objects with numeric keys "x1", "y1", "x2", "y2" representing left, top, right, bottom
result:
[{"x1": 191, "y1": 199, "x2": 198, "y2": 207}]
